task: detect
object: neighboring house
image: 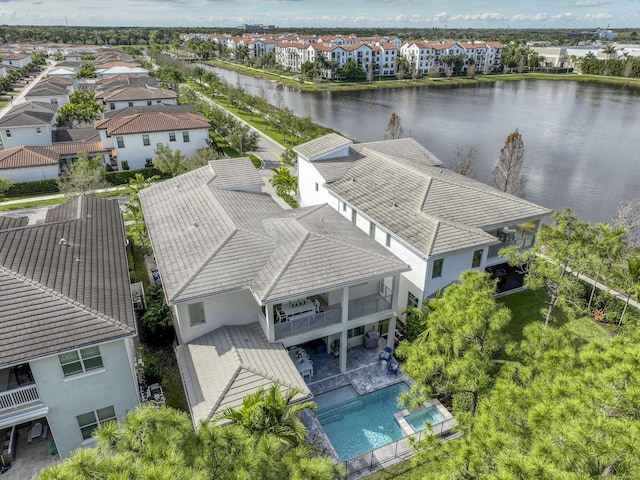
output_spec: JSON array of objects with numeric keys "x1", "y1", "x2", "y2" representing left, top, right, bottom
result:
[
  {"x1": 0, "y1": 197, "x2": 139, "y2": 460},
  {"x1": 0, "y1": 143, "x2": 111, "y2": 181},
  {"x1": 2, "y1": 53, "x2": 32, "y2": 68},
  {"x1": 95, "y1": 74, "x2": 161, "y2": 91},
  {"x1": 296, "y1": 133, "x2": 551, "y2": 323},
  {"x1": 96, "y1": 86, "x2": 178, "y2": 111},
  {"x1": 0, "y1": 102, "x2": 58, "y2": 149},
  {"x1": 0, "y1": 146, "x2": 59, "y2": 181},
  {"x1": 24, "y1": 78, "x2": 74, "y2": 107},
  {"x1": 96, "y1": 63, "x2": 149, "y2": 78},
  {"x1": 95, "y1": 111, "x2": 210, "y2": 170},
  {"x1": 139, "y1": 158, "x2": 410, "y2": 425}
]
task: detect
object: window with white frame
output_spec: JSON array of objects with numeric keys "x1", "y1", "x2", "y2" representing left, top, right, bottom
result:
[
  {"x1": 182, "y1": 131, "x2": 190, "y2": 142},
  {"x1": 76, "y1": 406, "x2": 116, "y2": 440},
  {"x1": 142, "y1": 134, "x2": 150, "y2": 146},
  {"x1": 169, "y1": 132, "x2": 176, "y2": 142},
  {"x1": 116, "y1": 136, "x2": 125, "y2": 148},
  {"x1": 472, "y1": 249, "x2": 483, "y2": 268},
  {"x1": 189, "y1": 302, "x2": 205, "y2": 326},
  {"x1": 36, "y1": 127, "x2": 42, "y2": 135},
  {"x1": 342, "y1": 202, "x2": 347, "y2": 212},
  {"x1": 5, "y1": 130, "x2": 10, "y2": 138},
  {"x1": 369, "y1": 222, "x2": 376, "y2": 238},
  {"x1": 59, "y1": 346, "x2": 104, "y2": 377},
  {"x1": 351, "y1": 209, "x2": 357, "y2": 224},
  {"x1": 385, "y1": 233, "x2": 391, "y2": 247}
]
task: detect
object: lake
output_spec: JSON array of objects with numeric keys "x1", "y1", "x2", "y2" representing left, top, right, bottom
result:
[{"x1": 204, "y1": 65, "x2": 640, "y2": 223}]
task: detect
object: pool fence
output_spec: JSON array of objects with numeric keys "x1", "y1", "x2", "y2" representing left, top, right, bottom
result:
[{"x1": 341, "y1": 418, "x2": 458, "y2": 478}]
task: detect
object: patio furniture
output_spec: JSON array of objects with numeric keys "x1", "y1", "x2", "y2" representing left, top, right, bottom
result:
[
  {"x1": 28, "y1": 422, "x2": 42, "y2": 444},
  {"x1": 281, "y1": 300, "x2": 315, "y2": 319},
  {"x1": 379, "y1": 347, "x2": 392, "y2": 362},
  {"x1": 288, "y1": 350, "x2": 313, "y2": 378},
  {"x1": 387, "y1": 360, "x2": 400, "y2": 375},
  {"x1": 363, "y1": 330, "x2": 380, "y2": 349}
]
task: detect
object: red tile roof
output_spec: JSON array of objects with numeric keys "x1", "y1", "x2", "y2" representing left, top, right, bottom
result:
[
  {"x1": 94, "y1": 112, "x2": 210, "y2": 135},
  {"x1": 0, "y1": 146, "x2": 59, "y2": 170}
]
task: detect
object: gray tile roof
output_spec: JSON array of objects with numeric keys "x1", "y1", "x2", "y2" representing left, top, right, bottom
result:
[
  {"x1": 311, "y1": 135, "x2": 551, "y2": 258},
  {"x1": 0, "y1": 197, "x2": 136, "y2": 367},
  {"x1": 175, "y1": 323, "x2": 312, "y2": 425},
  {"x1": 0, "y1": 102, "x2": 57, "y2": 128},
  {"x1": 94, "y1": 112, "x2": 210, "y2": 135},
  {"x1": 97, "y1": 87, "x2": 177, "y2": 102},
  {"x1": 0, "y1": 216, "x2": 28, "y2": 231},
  {"x1": 140, "y1": 158, "x2": 409, "y2": 305},
  {"x1": 293, "y1": 132, "x2": 352, "y2": 160},
  {"x1": 101, "y1": 104, "x2": 196, "y2": 119}
]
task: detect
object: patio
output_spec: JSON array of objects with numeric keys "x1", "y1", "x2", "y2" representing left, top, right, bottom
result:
[
  {"x1": 299, "y1": 336, "x2": 408, "y2": 396},
  {"x1": 0, "y1": 423, "x2": 59, "y2": 480}
]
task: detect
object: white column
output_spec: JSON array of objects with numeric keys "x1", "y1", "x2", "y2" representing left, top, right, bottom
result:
[
  {"x1": 340, "y1": 329, "x2": 348, "y2": 373},
  {"x1": 265, "y1": 305, "x2": 275, "y2": 343},
  {"x1": 340, "y1": 286, "x2": 349, "y2": 372},
  {"x1": 387, "y1": 274, "x2": 400, "y2": 349}
]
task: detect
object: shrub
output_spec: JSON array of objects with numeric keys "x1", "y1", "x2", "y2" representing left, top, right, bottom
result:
[
  {"x1": 5, "y1": 178, "x2": 60, "y2": 197},
  {"x1": 105, "y1": 167, "x2": 166, "y2": 186}
]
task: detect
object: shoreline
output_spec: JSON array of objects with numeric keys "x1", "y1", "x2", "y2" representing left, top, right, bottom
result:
[{"x1": 200, "y1": 59, "x2": 640, "y2": 92}]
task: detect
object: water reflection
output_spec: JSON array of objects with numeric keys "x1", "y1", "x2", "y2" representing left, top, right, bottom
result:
[{"x1": 203, "y1": 65, "x2": 640, "y2": 222}]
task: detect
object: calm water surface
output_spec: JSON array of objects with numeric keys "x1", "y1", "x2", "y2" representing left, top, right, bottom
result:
[{"x1": 205, "y1": 66, "x2": 640, "y2": 223}]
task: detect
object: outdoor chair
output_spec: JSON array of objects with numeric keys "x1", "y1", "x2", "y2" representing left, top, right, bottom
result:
[
  {"x1": 379, "y1": 347, "x2": 392, "y2": 362},
  {"x1": 387, "y1": 360, "x2": 400, "y2": 375}
]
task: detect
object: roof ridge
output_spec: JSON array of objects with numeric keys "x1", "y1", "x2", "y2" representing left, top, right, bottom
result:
[
  {"x1": 0, "y1": 264, "x2": 133, "y2": 336},
  {"x1": 169, "y1": 227, "x2": 239, "y2": 303},
  {"x1": 259, "y1": 231, "x2": 310, "y2": 302}
]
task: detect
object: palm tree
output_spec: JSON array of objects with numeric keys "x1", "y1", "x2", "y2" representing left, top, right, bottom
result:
[
  {"x1": 214, "y1": 382, "x2": 316, "y2": 447},
  {"x1": 612, "y1": 256, "x2": 640, "y2": 326},
  {"x1": 270, "y1": 166, "x2": 298, "y2": 200}
]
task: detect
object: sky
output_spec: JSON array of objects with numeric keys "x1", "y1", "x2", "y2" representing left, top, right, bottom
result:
[{"x1": 0, "y1": 0, "x2": 637, "y2": 29}]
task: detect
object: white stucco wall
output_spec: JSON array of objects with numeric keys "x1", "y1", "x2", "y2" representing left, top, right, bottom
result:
[
  {"x1": 113, "y1": 128, "x2": 208, "y2": 170},
  {"x1": 173, "y1": 289, "x2": 261, "y2": 344},
  {"x1": 297, "y1": 158, "x2": 331, "y2": 207},
  {"x1": 424, "y1": 247, "x2": 486, "y2": 297},
  {"x1": 29, "y1": 338, "x2": 139, "y2": 459},
  {"x1": 0, "y1": 164, "x2": 58, "y2": 182},
  {"x1": 1, "y1": 125, "x2": 53, "y2": 149},
  {"x1": 105, "y1": 98, "x2": 177, "y2": 111}
]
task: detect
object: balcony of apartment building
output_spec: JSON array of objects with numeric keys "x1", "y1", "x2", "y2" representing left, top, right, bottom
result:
[
  {"x1": 487, "y1": 223, "x2": 539, "y2": 263},
  {"x1": 0, "y1": 364, "x2": 43, "y2": 417},
  {"x1": 261, "y1": 277, "x2": 398, "y2": 344}
]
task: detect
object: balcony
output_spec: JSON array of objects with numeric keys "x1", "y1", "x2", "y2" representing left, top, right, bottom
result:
[
  {"x1": 0, "y1": 385, "x2": 41, "y2": 413},
  {"x1": 488, "y1": 225, "x2": 536, "y2": 258},
  {"x1": 274, "y1": 285, "x2": 394, "y2": 341}
]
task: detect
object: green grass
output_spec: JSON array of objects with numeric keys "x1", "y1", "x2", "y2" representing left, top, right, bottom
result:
[
  {"x1": 0, "y1": 197, "x2": 67, "y2": 211},
  {"x1": 127, "y1": 239, "x2": 150, "y2": 289}
]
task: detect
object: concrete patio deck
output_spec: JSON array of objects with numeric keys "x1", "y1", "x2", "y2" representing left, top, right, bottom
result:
[
  {"x1": 300, "y1": 336, "x2": 407, "y2": 396},
  {"x1": 1, "y1": 424, "x2": 60, "y2": 480}
]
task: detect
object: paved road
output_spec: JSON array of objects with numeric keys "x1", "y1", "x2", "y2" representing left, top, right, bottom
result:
[{"x1": 0, "y1": 64, "x2": 52, "y2": 120}]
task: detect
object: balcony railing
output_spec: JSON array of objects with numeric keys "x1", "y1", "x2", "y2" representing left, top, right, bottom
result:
[
  {"x1": 275, "y1": 307, "x2": 342, "y2": 341},
  {"x1": 488, "y1": 226, "x2": 536, "y2": 258},
  {"x1": 274, "y1": 288, "x2": 394, "y2": 341},
  {"x1": 0, "y1": 384, "x2": 41, "y2": 413},
  {"x1": 348, "y1": 287, "x2": 393, "y2": 321}
]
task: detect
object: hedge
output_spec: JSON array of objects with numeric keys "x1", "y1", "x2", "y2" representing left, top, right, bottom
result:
[
  {"x1": 5, "y1": 178, "x2": 59, "y2": 197},
  {"x1": 105, "y1": 167, "x2": 167, "y2": 185},
  {"x1": 4, "y1": 168, "x2": 168, "y2": 197}
]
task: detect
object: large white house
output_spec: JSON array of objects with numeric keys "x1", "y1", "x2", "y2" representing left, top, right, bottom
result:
[
  {"x1": 96, "y1": 86, "x2": 178, "y2": 111},
  {"x1": 0, "y1": 197, "x2": 139, "y2": 462},
  {"x1": 95, "y1": 111, "x2": 210, "y2": 170},
  {"x1": 139, "y1": 158, "x2": 410, "y2": 425},
  {"x1": 24, "y1": 77, "x2": 74, "y2": 108},
  {"x1": 296, "y1": 134, "x2": 551, "y2": 324}
]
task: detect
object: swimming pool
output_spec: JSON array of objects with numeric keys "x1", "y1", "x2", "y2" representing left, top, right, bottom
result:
[
  {"x1": 404, "y1": 405, "x2": 447, "y2": 432},
  {"x1": 314, "y1": 382, "x2": 409, "y2": 460}
]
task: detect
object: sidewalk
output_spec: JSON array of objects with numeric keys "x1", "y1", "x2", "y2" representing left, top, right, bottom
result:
[
  {"x1": 0, "y1": 65, "x2": 52, "y2": 120},
  {"x1": 0, "y1": 186, "x2": 129, "y2": 207}
]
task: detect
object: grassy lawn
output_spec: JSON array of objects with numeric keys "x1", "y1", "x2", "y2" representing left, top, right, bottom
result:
[{"x1": 0, "y1": 197, "x2": 67, "y2": 211}]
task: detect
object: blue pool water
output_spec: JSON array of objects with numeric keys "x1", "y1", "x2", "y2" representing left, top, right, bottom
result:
[
  {"x1": 314, "y1": 382, "x2": 409, "y2": 460},
  {"x1": 405, "y1": 406, "x2": 446, "y2": 432}
]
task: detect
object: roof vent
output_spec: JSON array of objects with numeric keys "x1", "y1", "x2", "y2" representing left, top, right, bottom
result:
[
  {"x1": 59, "y1": 238, "x2": 67, "y2": 246},
  {"x1": 352, "y1": 177, "x2": 356, "y2": 182},
  {"x1": 392, "y1": 202, "x2": 398, "y2": 208},
  {"x1": 192, "y1": 221, "x2": 199, "y2": 228}
]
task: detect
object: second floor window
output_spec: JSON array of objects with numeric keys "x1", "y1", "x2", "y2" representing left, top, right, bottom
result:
[
  {"x1": 77, "y1": 406, "x2": 116, "y2": 440},
  {"x1": 116, "y1": 136, "x2": 125, "y2": 148},
  {"x1": 36, "y1": 127, "x2": 42, "y2": 135},
  {"x1": 351, "y1": 209, "x2": 357, "y2": 224},
  {"x1": 407, "y1": 292, "x2": 419, "y2": 309},
  {"x1": 369, "y1": 222, "x2": 376, "y2": 238},
  {"x1": 432, "y1": 259, "x2": 444, "y2": 278},
  {"x1": 142, "y1": 134, "x2": 150, "y2": 146},
  {"x1": 169, "y1": 132, "x2": 176, "y2": 142},
  {"x1": 472, "y1": 249, "x2": 483, "y2": 268},
  {"x1": 5, "y1": 130, "x2": 11, "y2": 138},
  {"x1": 59, "y1": 346, "x2": 104, "y2": 377},
  {"x1": 182, "y1": 131, "x2": 190, "y2": 142},
  {"x1": 189, "y1": 302, "x2": 205, "y2": 326}
]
